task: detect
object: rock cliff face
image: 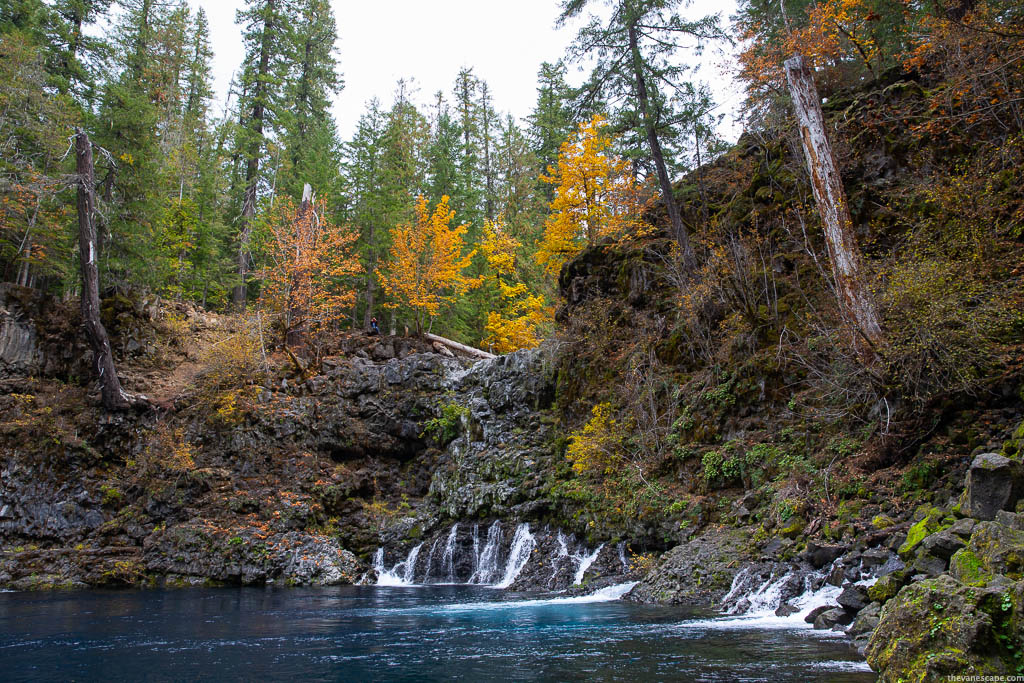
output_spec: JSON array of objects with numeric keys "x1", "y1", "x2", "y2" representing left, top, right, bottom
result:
[{"x1": 0, "y1": 294, "x2": 638, "y2": 591}]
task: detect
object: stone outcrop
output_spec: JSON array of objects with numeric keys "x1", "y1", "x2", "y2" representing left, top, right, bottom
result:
[{"x1": 961, "y1": 453, "x2": 1018, "y2": 521}]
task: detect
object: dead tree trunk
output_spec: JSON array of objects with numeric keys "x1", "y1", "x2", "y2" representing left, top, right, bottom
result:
[
  {"x1": 784, "y1": 54, "x2": 883, "y2": 359},
  {"x1": 75, "y1": 129, "x2": 136, "y2": 411}
]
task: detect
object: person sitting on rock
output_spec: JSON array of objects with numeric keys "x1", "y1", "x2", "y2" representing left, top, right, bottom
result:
[{"x1": 369, "y1": 317, "x2": 380, "y2": 336}]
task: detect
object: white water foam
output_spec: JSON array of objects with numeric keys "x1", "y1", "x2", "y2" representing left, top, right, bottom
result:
[
  {"x1": 438, "y1": 581, "x2": 639, "y2": 613},
  {"x1": 705, "y1": 568, "x2": 845, "y2": 631},
  {"x1": 373, "y1": 544, "x2": 424, "y2": 586}
]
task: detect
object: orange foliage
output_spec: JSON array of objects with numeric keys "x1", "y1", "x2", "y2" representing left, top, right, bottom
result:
[
  {"x1": 736, "y1": 0, "x2": 907, "y2": 102},
  {"x1": 535, "y1": 115, "x2": 645, "y2": 276},
  {"x1": 259, "y1": 197, "x2": 362, "y2": 346},
  {"x1": 378, "y1": 195, "x2": 482, "y2": 333}
]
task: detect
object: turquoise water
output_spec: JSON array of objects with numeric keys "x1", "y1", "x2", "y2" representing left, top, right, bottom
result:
[{"x1": 0, "y1": 585, "x2": 875, "y2": 681}]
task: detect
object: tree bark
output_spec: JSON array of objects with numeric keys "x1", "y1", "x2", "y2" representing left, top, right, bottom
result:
[
  {"x1": 75, "y1": 129, "x2": 134, "y2": 411},
  {"x1": 424, "y1": 332, "x2": 495, "y2": 360},
  {"x1": 232, "y1": 0, "x2": 276, "y2": 310},
  {"x1": 628, "y1": 23, "x2": 696, "y2": 270},
  {"x1": 784, "y1": 54, "x2": 883, "y2": 358}
]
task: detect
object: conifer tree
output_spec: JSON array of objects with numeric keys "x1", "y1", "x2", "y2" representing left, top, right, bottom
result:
[
  {"x1": 232, "y1": 0, "x2": 290, "y2": 308},
  {"x1": 559, "y1": 0, "x2": 723, "y2": 269},
  {"x1": 528, "y1": 60, "x2": 574, "y2": 186},
  {"x1": 278, "y1": 0, "x2": 344, "y2": 208}
]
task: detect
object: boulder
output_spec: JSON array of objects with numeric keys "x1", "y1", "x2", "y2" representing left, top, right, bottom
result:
[
  {"x1": 847, "y1": 604, "x2": 881, "y2": 638},
  {"x1": 920, "y1": 529, "x2": 967, "y2": 561},
  {"x1": 868, "y1": 571, "x2": 908, "y2": 604},
  {"x1": 949, "y1": 519, "x2": 1024, "y2": 587},
  {"x1": 801, "y1": 542, "x2": 846, "y2": 569},
  {"x1": 813, "y1": 607, "x2": 853, "y2": 630},
  {"x1": 961, "y1": 453, "x2": 1016, "y2": 521},
  {"x1": 837, "y1": 584, "x2": 869, "y2": 611},
  {"x1": 866, "y1": 574, "x2": 1024, "y2": 681},
  {"x1": 804, "y1": 604, "x2": 834, "y2": 624},
  {"x1": 775, "y1": 602, "x2": 800, "y2": 617},
  {"x1": 898, "y1": 507, "x2": 950, "y2": 559}
]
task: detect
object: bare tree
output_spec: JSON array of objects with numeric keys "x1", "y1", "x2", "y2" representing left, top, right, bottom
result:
[
  {"x1": 75, "y1": 129, "x2": 144, "y2": 411},
  {"x1": 784, "y1": 55, "x2": 883, "y2": 360}
]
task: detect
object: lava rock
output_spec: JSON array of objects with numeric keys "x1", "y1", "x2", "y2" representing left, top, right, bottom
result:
[
  {"x1": 802, "y1": 542, "x2": 846, "y2": 569},
  {"x1": 775, "y1": 602, "x2": 800, "y2": 617},
  {"x1": 813, "y1": 607, "x2": 853, "y2": 630},
  {"x1": 804, "y1": 605, "x2": 834, "y2": 624},
  {"x1": 837, "y1": 584, "x2": 869, "y2": 611},
  {"x1": 867, "y1": 574, "x2": 1024, "y2": 680},
  {"x1": 962, "y1": 453, "x2": 1015, "y2": 521}
]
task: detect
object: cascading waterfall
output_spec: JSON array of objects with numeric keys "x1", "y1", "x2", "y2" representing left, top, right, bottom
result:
[
  {"x1": 441, "y1": 523, "x2": 459, "y2": 582},
  {"x1": 573, "y1": 544, "x2": 604, "y2": 585},
  {"x1": 495, "y1": 523, "x2": 536, "y2": 589},
  {"x1": 721, "y1": 566, "x2": 845, "y2": 624},
  {"x1": 376, "y1": 521, "x2": 574, "y2": 589},
  {"x1": 469, "y1": 521, "x2": 504, "y2": 585}
]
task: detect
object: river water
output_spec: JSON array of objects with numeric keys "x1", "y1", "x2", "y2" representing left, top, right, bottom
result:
[{"x1": 0, "y1": 585, "x2": 874, "y2": 681}]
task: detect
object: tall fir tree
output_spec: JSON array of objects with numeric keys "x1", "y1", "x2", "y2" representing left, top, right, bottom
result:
[
  {"x1": 232, "y1": 0, "x2": 291, "y2": 308},
  {"x1": 278, "y1": 0, "x2": 344, "y2": 209}
]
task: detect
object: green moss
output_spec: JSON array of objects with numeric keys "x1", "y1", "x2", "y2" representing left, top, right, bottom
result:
[
  {"x1": 949, "y1": 548, "x2": 991, "y2": 587},
  {"x1": 872, "y1": 514, "x2": 897, "y2": 529},
  {"x1": 900, "y1": 507, "x2": 949, "y2": 559},
  {"x1": 779, "y1": 517, "x2": 806, "y2": 539},
  {"x1": 868, "y1": 571, "x2": 907, "y2": 604}
]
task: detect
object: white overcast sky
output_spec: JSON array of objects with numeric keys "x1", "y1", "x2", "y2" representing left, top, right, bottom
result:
[{"x1": 186, "y1": 0, "x2": 742, "y2": 141}]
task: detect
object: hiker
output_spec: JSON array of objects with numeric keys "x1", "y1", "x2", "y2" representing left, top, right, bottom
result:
[{"x1": 369, "y1": 317, "x2": 380, "y2": 336}]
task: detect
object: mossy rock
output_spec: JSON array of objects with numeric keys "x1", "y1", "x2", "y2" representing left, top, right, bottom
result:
[
  {"x1": 950, "y1": 548, "x2": 992, "y2": 588},
  {"x1": 872, "y1": 514, "x2": 897, "y2": 529},
  {"x1": 868, "y1": 571, "x2": 908, "y2": 604},
  {"x1": 779, "y1": 517, "x2": 806, "y2": 539},
  {"x1": 958, "y1": 520, "x2": 1024, "y2": 582},
  {"x1": 866, "y1": 574, "x2": 1016, "y2": 681},
  {"x1": 899, "y1": 507, "x2": 949, "y2": 559}
]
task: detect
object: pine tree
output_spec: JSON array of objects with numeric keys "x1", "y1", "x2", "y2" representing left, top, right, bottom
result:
[
  {"x1": 425, "y1": 91, "x2": 461, "y2": 203},
  {"x1": 232, "y1": 0, "x2": 290, "y2": 308},
  {"x1": 528, "y1": 60, "x2": 574, "y2": 187},
  {"x1": 452, "y1": 68, "x2": 482, "y2": 227},
  {"x1": 559, "y1": 0, "x2": 723, "y2": 268},
  {"x1": 44, "y1": 0, "x2": 112, "y2": 107},
  {"x1": 278, "y1": 0, "x2": 344, "y2": 208}
]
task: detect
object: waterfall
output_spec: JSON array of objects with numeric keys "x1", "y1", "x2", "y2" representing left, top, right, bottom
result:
[
  {"x1": 573, "y1": 543, "x2": 604, "y2": 585},
  {"x1": 374, "y1": 547, "x2": 412, "y2": 587},
  {"x1": 374, "y1": 521, "x2": 603, "y2": 590},
  {"x1": 421, "y1": 536, "x2": 443, "y2": 584},
  {"x1": 721, "y1": 566, "x2": 842, "y2": 622},
  {"x1": 441, "y1": 523, "x2": 459, "y2": 582},
  {"x1": 495, "y1": 523, "x2": 535, "y2": 589},
  {"x1": 469, "y1": 521, "x2": 503, "y2": 585}
]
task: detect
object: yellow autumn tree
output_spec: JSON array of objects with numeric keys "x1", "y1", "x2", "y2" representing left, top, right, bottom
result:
[
  {"x1": 480, "y1": 218, "x2": 551, "y2": 353},
  {"x1": 378, "y1": 195, "x2": 481, "y2": 334},
  {"x1": 535, "y1": 114, "x2": 645, "y2": 276}
]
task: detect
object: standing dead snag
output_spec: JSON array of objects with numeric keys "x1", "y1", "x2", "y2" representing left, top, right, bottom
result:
[
  {"x1": 784, "y1": 54, "x2": 883, "y2": 359},
  {"x1": 75, "y1": 129, "x2": 143, "y2": 411}
]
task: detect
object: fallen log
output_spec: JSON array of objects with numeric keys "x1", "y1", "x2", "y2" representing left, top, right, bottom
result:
[{"x1": 424, "y1": 333, "x2": 495, "y2": 360}]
